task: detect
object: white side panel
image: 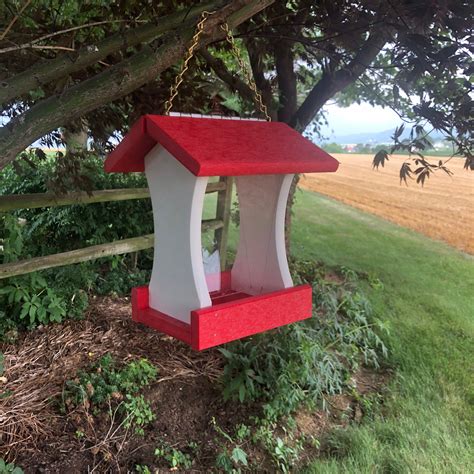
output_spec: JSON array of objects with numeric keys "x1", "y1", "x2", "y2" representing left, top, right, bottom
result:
[
  {"x1": 231, "y1": 174, "x2": 294, "y2": 295},
  {"x1": 145, "y1": 145, "x2": 211, "y2": 323}
]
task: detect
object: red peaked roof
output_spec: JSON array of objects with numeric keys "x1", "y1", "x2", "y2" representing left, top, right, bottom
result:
[{"x1": 105, "y1": 115, "x2": 339, "y2": 176}]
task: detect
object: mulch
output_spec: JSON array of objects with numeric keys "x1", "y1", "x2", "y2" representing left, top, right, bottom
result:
[{"x1": 0, "y1": 296, "x2": 389, "y2": 473}]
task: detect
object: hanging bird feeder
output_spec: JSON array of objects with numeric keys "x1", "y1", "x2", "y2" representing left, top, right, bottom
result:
[
  {"x1": 104, "y1": 12, "x2": 338, "y2": 350},
  {"x1": 104, "y1": 114, "x2": 339, "y2": 350}
]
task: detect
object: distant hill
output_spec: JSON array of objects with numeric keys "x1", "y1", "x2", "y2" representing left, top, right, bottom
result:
[{"x1": 331, "y1": 128, "x2": 446, "y2": 144}]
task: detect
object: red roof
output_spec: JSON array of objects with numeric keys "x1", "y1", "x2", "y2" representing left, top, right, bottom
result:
[{"x1": 105, "y1": 115, "x2": 339, "y2": 176}]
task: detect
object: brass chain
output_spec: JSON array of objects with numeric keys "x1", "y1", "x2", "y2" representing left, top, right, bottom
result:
[
  {"x1": 220, "y1": 23, "x2": 271, "y2": 121},
  {"x1": 164, "y1": 13, "x2": 271, "y2": 121},
  {"x1": 164, "y1": 11, "x2": 215, "y2": 115}
]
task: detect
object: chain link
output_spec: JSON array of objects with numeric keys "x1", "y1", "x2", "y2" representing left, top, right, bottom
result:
[
  {"x1": 164, "y1": 11, "x2": 215, "y2": 116},
  {"x1": 220, "y1": 23, "x2": 271, "y2": 121},
  {"x1": 164, "y1": 13, "x2": 271, "y2": 121}
]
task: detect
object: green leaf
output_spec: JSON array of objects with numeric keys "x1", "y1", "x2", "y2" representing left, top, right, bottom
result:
[
  {"x1": 239, "y1": 384, "x2": 246, "y2": 402},
  {"x1": 0, "y1": 286, "x2": 16, "y2": 295},
  {"x1": 231, "y1": 447, "x2": 248, "y2": 466},
  {"x1": 19, "y1": 304, "x2": 30, "y2": 319},
  {"x1": 29, "y1": 305, "x2": 37, "y2": 324}
]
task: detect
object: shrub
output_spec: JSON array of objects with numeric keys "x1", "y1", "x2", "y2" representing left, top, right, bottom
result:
[
  {"x1": 0, "y1": 152, "x2": 152, "y2": 256},
  {"x1": 0, "y1": 215, "x2": 88, "y2": 337},
  {"x1": 0, "y1": 153, "x2": 154, "y2": 335},
  {"x1": 220, "y1": 260, "x2": 388, "y2": 419}
]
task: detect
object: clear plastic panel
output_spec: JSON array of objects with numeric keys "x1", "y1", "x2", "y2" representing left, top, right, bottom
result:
[{"x1": 202, "y1": 248, "x2": 221, "y2": 292}]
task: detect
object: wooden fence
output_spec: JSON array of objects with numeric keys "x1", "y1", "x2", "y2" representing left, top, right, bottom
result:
[{"x1": 0, "y1": 178, "x2": 233, "y2": 280}]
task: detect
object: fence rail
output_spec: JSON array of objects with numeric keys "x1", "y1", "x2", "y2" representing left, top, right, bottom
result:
[
  {"x1": 0, "y1": 181, "x2": 226, "y2": 212},
  {"x1": 0, "y1": 179, "x2": 232, "y2": 279},
  {"x1": 0, "y1": 218, "x2": 223, "y2": 279}
]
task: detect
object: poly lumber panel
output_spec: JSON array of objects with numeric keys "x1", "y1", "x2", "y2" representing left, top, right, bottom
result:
[
  {"x1": 104, "y1": 117, "x2": 154, "y2": 173},
  {"x1": 191, "y1": 284, "x2": 312, "y2": 350},
  {"x1": 131, "y1": 286, "x2": 192, "y2": 345},
  {"x1": 105, "y1": 115, "x2": 339, "y2": 176}
]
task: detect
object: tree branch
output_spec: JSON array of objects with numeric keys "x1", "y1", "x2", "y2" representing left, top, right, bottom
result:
[
  {"x1": 289, "y1": 30, "x2": 387, "y2": 132},
  {"x1": 199, "y1": 48, "x2": 255, "y2": 103},
  {"x1": 0, "y1": 20, "x2": 143, "y2": 54},
  {"x1": 274, "y1": 39, "x2": 297, "y2": 122},
  {"x1": 0, "y1": 0, "x2": 274, "y2": 170},
  {"x1": 0, "y1": 2, "x2": 216, "y2": 106}
]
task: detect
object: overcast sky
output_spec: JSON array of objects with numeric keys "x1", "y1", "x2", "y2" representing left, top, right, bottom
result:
[
  {"x1": 320, "y1": 102, "x2": 402, "y2": 138},
  {"x1": 4, "y1": 102, "x2": 404, "y2": 148}
]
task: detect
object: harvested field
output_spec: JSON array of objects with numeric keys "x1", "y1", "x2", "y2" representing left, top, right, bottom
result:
[{"x1": 300, "y1": 154, "x2": 474, "y2": 254}]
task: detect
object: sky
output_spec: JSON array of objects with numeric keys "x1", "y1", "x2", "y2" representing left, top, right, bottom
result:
[
  {"x1": 320, "y1": 102, "x2": 402, "y2": 139},
  {"x1": 4, "y1": 102, "x2": 404, "y2": 148}
]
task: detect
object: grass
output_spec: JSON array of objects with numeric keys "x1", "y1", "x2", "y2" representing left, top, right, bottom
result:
[
  {"x1": 289, "y1": 190, "x2": 473, "y2": 473},
  {"x1": 207, "y1": 185, "x2": 473, "y2": 471}
]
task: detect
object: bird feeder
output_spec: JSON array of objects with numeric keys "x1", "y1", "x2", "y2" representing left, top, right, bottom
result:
[{"x1": 105, "y1": 115, "x2": 339, "y2": 350}]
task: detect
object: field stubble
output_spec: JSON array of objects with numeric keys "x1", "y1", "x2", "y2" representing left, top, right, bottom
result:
[{"x1": 300, "y1": 154, "x2": 473, "y2": 254}]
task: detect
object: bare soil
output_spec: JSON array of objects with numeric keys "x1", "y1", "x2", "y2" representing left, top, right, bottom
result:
[
  {"x1": 300, "y1": 154, "x2": 473, "y2": 254},
  {"x1": 1, "y1": 297, "x2": 389, "y2": 473}
]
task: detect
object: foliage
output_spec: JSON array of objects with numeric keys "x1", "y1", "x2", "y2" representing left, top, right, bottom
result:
[
  {"x1": 220, "y1": 260, "x2": 388, "y2": 419},
  {"x1": 0, "y1": 153, "x2": 152, "y2": 255},
  {"x1": 0, "y1": 0, "x2": 471, "y2": 181},
  {"x1": 0, "y1": 459, "x2": 23, "y2": 474},
  {"x1": 322, "y1": 143, "x2": 345, "y2": 154},
  {"x1": 372, "y1": 124, "x2": 461, "y2": 185},
  {"x1": 154, "y1": 443, "x2": 194, "y2": 470},
  {"x1": 0, "y1": 214, "x2": 88, "y2": 337},
  {"x1": 212, "y1": 418, "x2": 250, "y2": 473},
  {"x1": 252, "y1": 420, "x2": 304, "y2": 474},
  {"x1": 134, "y1": 465, "x2": 151, "y2": 474},
  {"x1": 63, "y1": 354, "x2": 157, "y2": 435},
  {"x1": 122, "y1": 394, "x2": 155, "y2": 436},
  {"x1": 0, "y1": 154, "x2": 153, "y2": 336},
  {"x1": 0, "y1": 273, "x2": 66, "y2": 326}
]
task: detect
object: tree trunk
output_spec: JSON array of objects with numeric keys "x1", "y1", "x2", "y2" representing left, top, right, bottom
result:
[
  {"x1": 275, "y1": 40, "x2": 297, "y2": 123},
  {"x1": 283, "y1": 30, "x2": 387, "y2": 255},
  {"x1": 61, "y1": 121, "x2": 88, "y2": 153}
]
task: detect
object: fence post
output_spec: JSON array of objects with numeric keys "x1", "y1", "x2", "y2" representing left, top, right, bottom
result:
[{"x1": 214, "y1": 176, "x2": 233, "y2": 270}]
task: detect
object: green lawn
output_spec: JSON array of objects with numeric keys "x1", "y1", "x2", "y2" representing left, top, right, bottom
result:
[{"x1": 290, "y1": 190, "x2": 474, "y2": 473}]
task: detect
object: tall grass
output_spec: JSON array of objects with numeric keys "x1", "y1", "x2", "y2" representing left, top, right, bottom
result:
[{"x1": 290, "y1": 191, "x2": 473, "y2": 472}]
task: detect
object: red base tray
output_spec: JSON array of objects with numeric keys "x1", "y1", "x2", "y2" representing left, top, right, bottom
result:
[{"x1": 131, "y1": 279, "x2": 312, "y2": 351}]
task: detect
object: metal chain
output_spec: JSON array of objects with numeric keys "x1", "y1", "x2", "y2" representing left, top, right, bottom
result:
[
  {"x1": 164, "y1": 11, "x2": 215, "y2": 115},
  {"x1": 164, "y1": 13, "x2": 271, "y2": 121},
  {"x1": 220, "y1": 22, "x2": 271, "y2": 121}
]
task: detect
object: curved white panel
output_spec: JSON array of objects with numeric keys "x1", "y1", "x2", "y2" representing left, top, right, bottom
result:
[
  {"x1": 231, "y1": 174, "x2": 294, "y2": 295},
  {"x1": 145, "y1": 145, "x2": 211, "y2": 323}
]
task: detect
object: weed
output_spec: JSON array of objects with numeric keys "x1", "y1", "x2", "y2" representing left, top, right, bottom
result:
[
  {"x1": 134, "y1": 465, "x2": 151, "y2": 474},
  {"x1": 0, "y1": 459, "x2": 23, "y2": 474},
  {"x1": 251, "y1": 418, "x2": 304, "y2": 473},
  {"x1": 154, "y1": 443, "x2": 193, "y2": 469},
  {"x1": 123, "y1": 394, "x2": 155, "y2": 435},
  {"x1": 63, "y1": 354, "x2": 157, "y2": 435},
  {"x1": 212, "y1": 418, "x2": 250, "y2": 473}
]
